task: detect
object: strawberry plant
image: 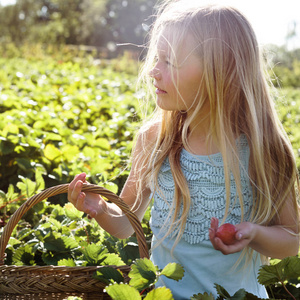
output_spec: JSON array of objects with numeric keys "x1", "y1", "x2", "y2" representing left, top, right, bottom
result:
[
  {"x1": 0, "y1": 47, "x2": 299, "y2": 299},
  {"x1": 0, "y1": 55, "x2": 143, "y2": 198}
]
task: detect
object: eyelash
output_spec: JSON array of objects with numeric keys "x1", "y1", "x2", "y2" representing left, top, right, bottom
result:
[{"x1": 154, "y1": 56, "x2": 174, "y2": 67}]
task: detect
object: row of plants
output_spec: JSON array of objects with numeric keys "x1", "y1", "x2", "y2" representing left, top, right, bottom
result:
[
  {"x1": 0, "y1": 49, "x2": 300, "y2": 299},
  {"x1": 0, "y1": 52, "x2": 143, "y2": 199},
  {"x1": 1, "y1": 174, "x2": 300, "y2": 299}
]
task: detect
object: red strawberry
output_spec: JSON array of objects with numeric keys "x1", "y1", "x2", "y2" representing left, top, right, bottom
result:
[{"x1": 216, "y1": 223, "x2": 237, "y2": 245}]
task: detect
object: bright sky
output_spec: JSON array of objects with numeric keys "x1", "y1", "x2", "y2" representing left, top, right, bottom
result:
[
  {"x1": 208, "y1": 0, "x2": 300, "y2": 48},
  {"x1": 0, "y1": 0, "x2": 299, "y2": 48}
]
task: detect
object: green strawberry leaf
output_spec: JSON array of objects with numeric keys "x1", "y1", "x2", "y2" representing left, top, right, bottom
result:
[
  {"x1": 230, "y1": 288, "x2": 247, "y2": 299},
  {"x1": 129, "y1": 258, "x2": 157, "y2": 290},
  {"x1": 105, "y1": 283, "x2": 141, "y2": 300},
  {"x1": 58, "y1": 258, "x2": 76, "y2": 267},
  {"x1": 81, "y1": 244, "x2": 100, "y2": 265},
  {"x1": 258, "y1": 256, "x2": 300, "y2": 286},
  {"x1": 93, "y1": 266, "x2": 125, "y2": 284},
  {"x1": 12, "y1": 244, "x2": 35, "y2": 265},
  {"x1": 215, "y1": 284, "x2": 231, "y2": 298},
  {"x1": 81, "y1": 243, "x2": 124, "y2": 266},
  {"x1": 190, "y1": 292, "x2": 215, "y2": 300},
  {"x1": 43, "y1": 232, "x2": 78, "y2": 252},
  {"x1": 42, "y1": 252, "x2": 73, "y2": 265},
  {"x1": 144, "y1": 286, "x2": 174, "y2": 300},
  {"x1": 101, "y1": 253, "x2": 124, "y2": 266},
  {"x1": 160, "y1": 263, "x2": 184, "y2": 281},
  {"x1": 64, "y1": 202, "x2": 84, "y2": 220},
  {"x1": 117, "y1": 238, "x2": 139, "y2": 265}
]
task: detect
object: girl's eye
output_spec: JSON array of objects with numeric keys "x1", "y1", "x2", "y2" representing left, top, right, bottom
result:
[{"x1": 165, "y1": 59, "x2": 175, "y2": 67}]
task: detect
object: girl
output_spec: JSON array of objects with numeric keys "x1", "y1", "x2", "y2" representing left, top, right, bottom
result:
[{"x1": 68, "y1": 1, "x2": 300, "y2": 298}]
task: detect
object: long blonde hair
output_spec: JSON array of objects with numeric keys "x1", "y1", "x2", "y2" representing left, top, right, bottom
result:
[{"x1": 134, "y1": 0, "x2": 299, "y2": 249}]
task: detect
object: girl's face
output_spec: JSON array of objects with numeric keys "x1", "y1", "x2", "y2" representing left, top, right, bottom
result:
[{"x1": 149, "y1": 31, "x2": 202, "y2": 113}]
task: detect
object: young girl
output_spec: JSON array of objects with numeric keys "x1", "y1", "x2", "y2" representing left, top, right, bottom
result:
[{"x1": 68, "y1": 1, "x2": 300, "y2": 298}]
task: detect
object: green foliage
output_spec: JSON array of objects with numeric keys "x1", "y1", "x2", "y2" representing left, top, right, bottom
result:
[
  {"x1": 0, "y1": 55, "x2": 143, "y2": 198},
  {"x1": 0, "y1": 0, "x2": 157, "y2": 50},
  {"x1": 258, "y1": 256, "x2": 300, "y2": 300},
  {"x1": 129, "y1": 258, "x2": 158, "y2": 291},
  {"x1": 274, "y1": 88, "x2": 300, "y2": 169},
  {"x1": 0, "y1": 46, "x2": 299, "y2": 300},
  {"x1": 105, "y1": 258, "x2": 184, "y2": 299},
  {"x1": 267, "y1": 45, "x2": 300, "y2": 87}
]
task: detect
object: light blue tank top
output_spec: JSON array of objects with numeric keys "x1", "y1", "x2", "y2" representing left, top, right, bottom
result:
[{"x1": 149, "y1": 135, "x2": 268, "y2": 299}]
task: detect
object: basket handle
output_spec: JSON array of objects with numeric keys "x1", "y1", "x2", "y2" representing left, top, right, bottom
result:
[{"x1": 0, "y1": 183, "x2": 149, "y2": 265}]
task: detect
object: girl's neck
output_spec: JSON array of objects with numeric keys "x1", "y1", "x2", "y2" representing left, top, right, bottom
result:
[{"x1": 185, "y1": 122, "x2": 219, "y2": 156}]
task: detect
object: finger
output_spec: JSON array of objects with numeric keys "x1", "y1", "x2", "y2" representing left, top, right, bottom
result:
[
  {"x1": 215, "y1": 236, "x2": 249, "y2": 255},
  {"x1": 75, "y1": 191, "x2": 86, "y2": 211},
  {"x1": 69, "y1": 173, "x2": 86, "y2": 189},
  {"x1": 69, "y1": 179, "x2": 84, "y2": 204},
  {"x1": 210, "y1": 217, "x2": 219, "y2": 232}
]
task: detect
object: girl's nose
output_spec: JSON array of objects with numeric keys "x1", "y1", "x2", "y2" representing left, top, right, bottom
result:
[{"x1": 149, "y1": 67, "x2": 161, "y2": 80}]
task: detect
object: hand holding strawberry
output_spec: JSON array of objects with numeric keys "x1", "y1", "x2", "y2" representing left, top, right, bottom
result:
[{"x1": 209, "y1": 217, "x2": 255, "y2": 255}]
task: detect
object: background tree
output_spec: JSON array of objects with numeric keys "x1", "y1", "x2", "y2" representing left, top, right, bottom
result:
[{"x1": 0, "y1": 0, "x2": 157, "y2": 51}]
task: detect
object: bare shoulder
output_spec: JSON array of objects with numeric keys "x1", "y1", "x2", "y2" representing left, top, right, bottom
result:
[{"x1": 135, "y1": 121, "x2": 160, "y2": 151}]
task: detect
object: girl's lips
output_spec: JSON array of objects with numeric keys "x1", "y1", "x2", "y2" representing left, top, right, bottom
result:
[{"x1": 155, "y1": 86, "x2": 167, "y2": 94}]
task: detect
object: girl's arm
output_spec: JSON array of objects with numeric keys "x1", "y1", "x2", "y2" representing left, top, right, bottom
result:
[
  {"x1": 68, "y1": 171, "x2": 151, "y2": 239},
  {"x1": 68, "y1": 129, "x2": 154, "y2": 239},
  {"x1": 209, "y1": 197, "x2": 300, "y2": 259}
]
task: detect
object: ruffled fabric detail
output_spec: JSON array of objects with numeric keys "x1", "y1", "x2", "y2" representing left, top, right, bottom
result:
[{"x1": 150, "y1": 135, "x2": 253, "y2": 244}]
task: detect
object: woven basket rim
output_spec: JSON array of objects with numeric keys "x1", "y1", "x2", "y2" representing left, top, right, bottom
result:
[{"x1": 0, "y1": 183, "x2": 149, "y2": 295}]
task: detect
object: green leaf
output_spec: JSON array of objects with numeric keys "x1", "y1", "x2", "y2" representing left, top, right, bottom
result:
[
  {"x1": 101, "y1": 253, "x2": 124, "y2": 266},
  {"x1": 61, "y1": 144, "x2": 80, "y2": 161},
  {"x1": 214, "y1": 284, "x2": 231, "y2": 299},
  {"x1": 94, "y1": 267, "x2": 125, "y2": 284},
  {"x1": 161, "y1": 263, "x2": 185, "y2": 281},
  {"x1": 81, "y1": 244, "x2": 124, "y2": 266},
  {"x1": 64, "y1": 203, "x2": 84, "y2": 220},
  {"x1": 117, "y1": 239, "x2": 139, "y2": 265},
  {"x1": 49, "y1": 217, "x2": 63, "y2": 231},
  {"x1": 35, "y1": 167, "x2": 45, "y2": 191},
  {"x1": 94, "y1": 138, "x2": 111, "y2": 150},
  {"x1": 16, "y1": 157, "x2": 31, "y2": 171},
  {"x1": 16, "y1": 176, "x2": 37, "y2": 198},
  {"x1": 81, "y1": 244, "x2": 100, "y2": 265},
  {"x1": 190, "y1": 292, "x2": 215, "y2": 300},
  {"x1": 144, "y1": 287, "x2": 174, "y2": 300},
  {"x1": 42, "y1": 252, "x2": 73, "y2": 266},
  {"x1": 258, "y1": 256, "x2": 300, "y2": 286},
  {"x1": 105, "y1": 283, "x2": 141, "y2": 300},
  {"x1": 58, "y1": 258, "x2": 76, "y2": 267},
  {"x1": 102, "y1": 182, "x2": 118, "y2": 194},
  {"x1": 6, "y1": 184, "x2": 18, "y2": 200},
  {"x1": 230, "y1": 289, "x2": 247, "y2": 300},
  {"x1": 12, "y1": 244, "x2": 35, "y2": 265},
  {"x1": 129, "y1": 258, "x2": 157, "y2": 291},
  {"x1": 44, "y1": 232, "x2": 78, "y2": 252},
  {"x1": 0, "y1": 139, "x2": 15, "y2": 154},
  {"x1": 3, "y1": 123, "x2": 19, "y2": 136},
  {"x1": 44, "y1": 143, "x2": 61, "y2": 161}
]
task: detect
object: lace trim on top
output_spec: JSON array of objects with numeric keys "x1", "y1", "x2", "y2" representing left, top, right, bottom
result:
[{"x1": 150, "y1": 135, "x2": 253, "y2": 244}]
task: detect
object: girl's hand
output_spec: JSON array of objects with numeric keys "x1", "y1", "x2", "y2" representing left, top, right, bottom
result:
[
  {"x1": 209, "y1": 217, "x2": 255, "y2": 255},
  {"x1": 68, "y1": 173, "x2": 107, "y2": 218}
]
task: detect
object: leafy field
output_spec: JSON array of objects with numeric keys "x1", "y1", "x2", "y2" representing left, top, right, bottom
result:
[
  {"x1": 0, "y1": 52, "x2": 300, "y2": 299},
  {"x1": 0, "y1": 55, "x2": 142, "y2": 196}
]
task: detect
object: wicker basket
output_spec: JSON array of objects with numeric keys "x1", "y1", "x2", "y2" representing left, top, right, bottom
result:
[{"x1": 0, "y1": 183, "x2": 149, "y2": 299}]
